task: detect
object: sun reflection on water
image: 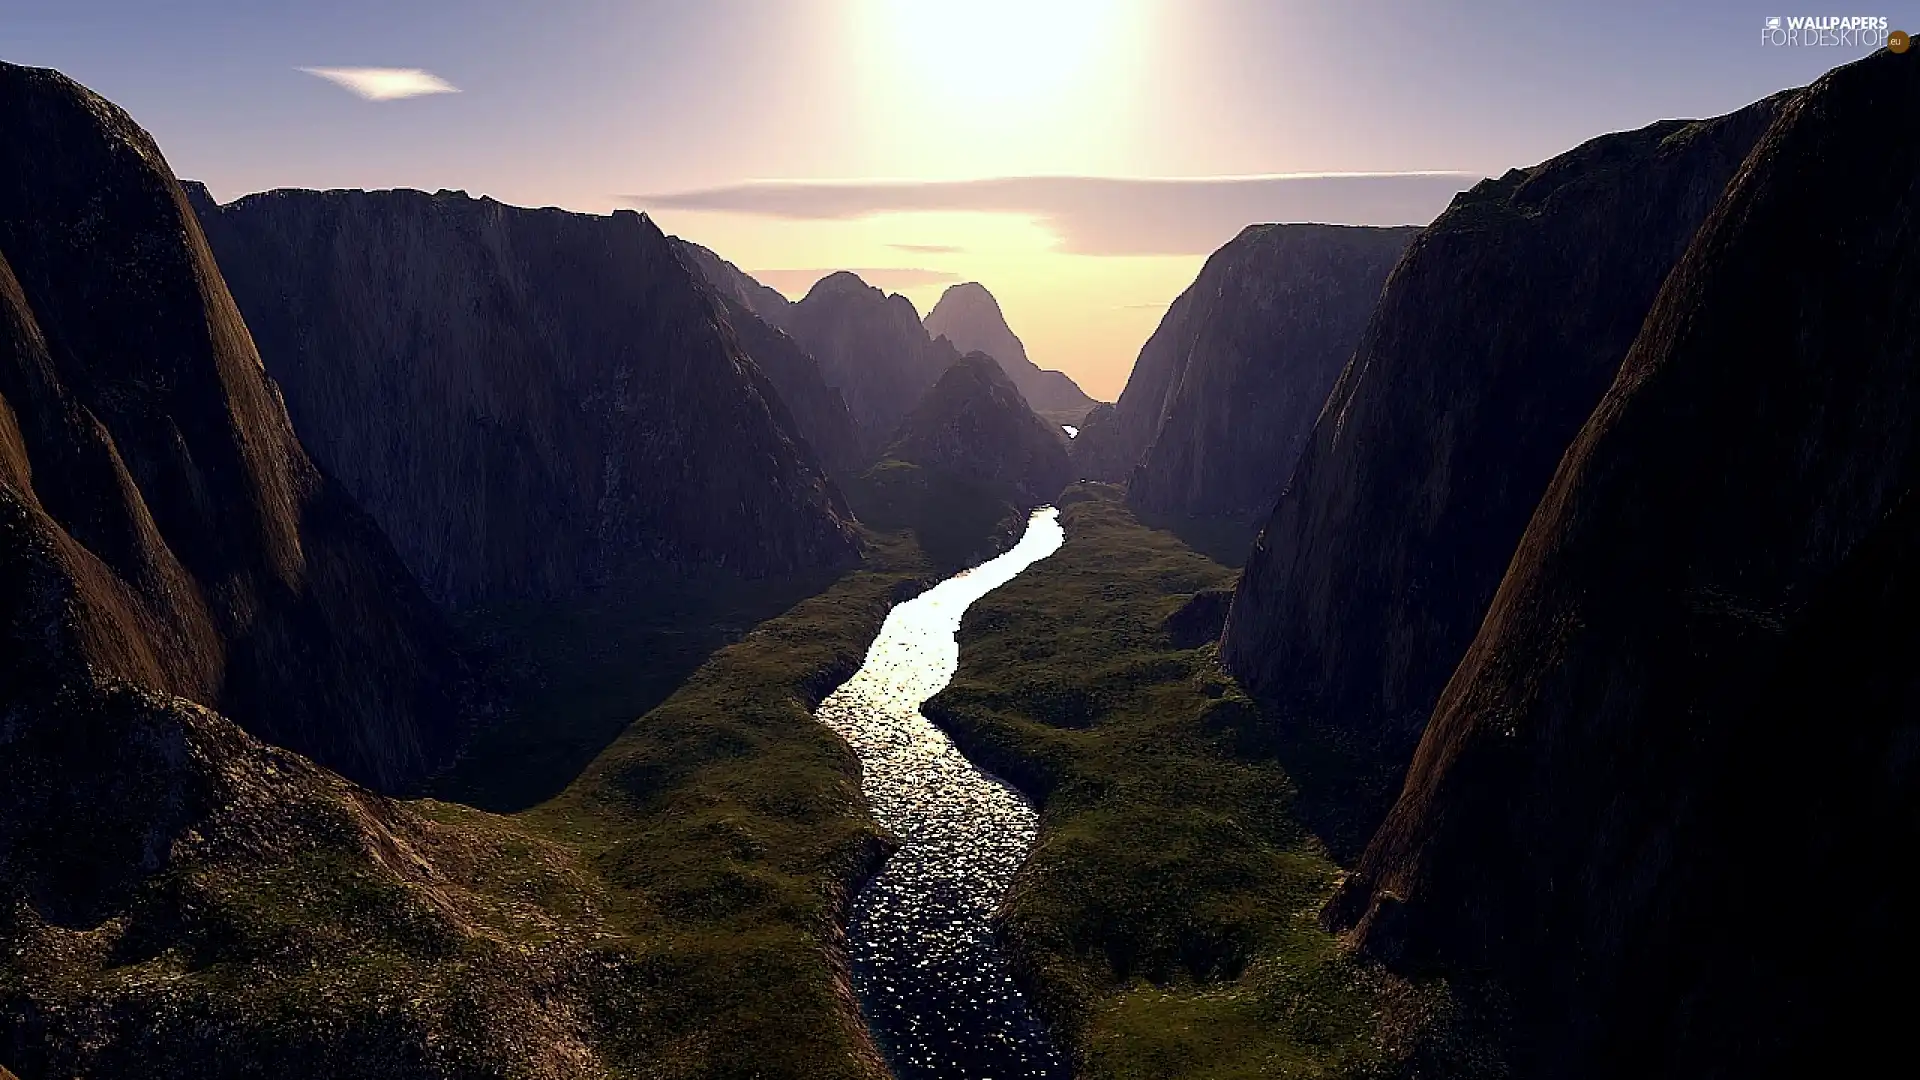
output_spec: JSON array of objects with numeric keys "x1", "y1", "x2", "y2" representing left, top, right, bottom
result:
[{"x1": 817, "y1": 506, "x2": 1071, "y2": 1079}]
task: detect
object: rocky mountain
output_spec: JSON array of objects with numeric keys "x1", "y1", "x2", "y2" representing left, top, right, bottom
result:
[
  {"x1": 667, "y1": 240, "x2": 864, "y2": 475},
  {"x1": 1069, "y1": 225, "x2": 1413, "y2": 501},
  {"x1": 1218, "y1": 94, "x2": 1786, "y2": 848},
  {"x1": 0, "y1": 61, "x2": 476, "y2": 793},
  {"x1": 1328, "y1": 50, "x2": 1918, "y2": 1080},
  {"x1": 188, "y1": 187, "x2": 860, "y2": 610},
  {"x1": 783, "y1": 272, "x2": 960, "y2": 454},
  {"x1": 922, "y1": 282, "x2": 1097, "y2": 422},
  {"x1": 883, "y1": 352, "x2": 1073, "y2": 507},
  {"x1": 1124, "y1": 225, "x2": 1417, "y2": 522},
  {"x1": 674, "y1": 237, "x2": 795, "y2": 327}
]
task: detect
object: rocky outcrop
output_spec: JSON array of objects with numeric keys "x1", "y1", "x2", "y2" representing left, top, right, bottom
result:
[
  {"x1": 884, "y1": 353, "x2": 1072, "y2": 507},
  {"x1": 0, "y1": 61, "x2": 476, "y2": 793},
  {"x1": 783, "y1": 272, "x2": 959, "y2": 453},
  {"x1": 190, "y1": 187, "x2": 860, "y2": 609},
  {"x1": 922, "y1": 282, "x2": 1097, "y2": 421},
  {"x1": 0, "y1": 676, "x2": 616, "y2": 1079},
  {"x1": 1328, "y1": 51, "x2": 1918, "y2": 1080},
  {"x1": 1219, "y1": 94, "x2": 1786, "y2": 844},
  {"x1": 1125, "y1": 225, "x2": 1417, "y2": 522}
]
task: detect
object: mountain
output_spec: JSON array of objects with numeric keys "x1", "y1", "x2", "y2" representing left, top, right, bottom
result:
[
  {"x1": 1069, "y1": 225, "x2": 1413, "y2": 498},
  {"x1": 1217, "y1": 95, "x2": 1785, "y2": 849},
  {"x1": 884, "y1": 352, "x2": 1073, "y2": 507},
  {"x1": 668, "y1": 240, "x2": 865, "y2": 477},
  {"x1": 713, "y1": 294, "x2": 866, "y2": 477},
  {"x1": 0, "y1": 61, "x2": 476, "y2": 793},
  {"x1": 673, "y1": 237, "x2": 795, "y2": 327},
  {"x1": 1124, "y1": 225, "x2": 1417, "y2": 522},
  {"x1": 782, "y1": 271, "x2": 959, "y2": 454},
  {"x1": 1327, "y1": 50, "x2": 1918, "y2": 1080},
  {"x1": 922, "y1": 282, "x2": 1097, "y2": 422},
  {"x1": 188, "y1": 187, "x2": 861, "y2": 609}
]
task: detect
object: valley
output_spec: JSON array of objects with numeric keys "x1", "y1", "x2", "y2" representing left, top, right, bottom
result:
[{"x1": 4, "y1": 32, "x2": 1918, "y2": 1080}]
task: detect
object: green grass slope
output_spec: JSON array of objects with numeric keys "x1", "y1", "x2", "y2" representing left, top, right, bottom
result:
[{"x1": 923, "y1": 485, "x2": 1476, "y2": 1079}]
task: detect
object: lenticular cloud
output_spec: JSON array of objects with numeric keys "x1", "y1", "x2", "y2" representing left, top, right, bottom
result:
[{"x1": 299, "y1": 67, "x2": 459, "y2": 101}]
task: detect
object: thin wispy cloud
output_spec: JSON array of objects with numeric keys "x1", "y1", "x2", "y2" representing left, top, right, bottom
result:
[
  {"x1": 751, "y1": 267, "x2": 961, "y2": 297},
  {"x1": 889, "y1": 242, "x2": 966, "y2": 255},
  {"x1": 633, "y1": 173, "x2": 1484, "y2": 256},
  {"x1": 299, "y1": 67, "x2": 460, "y2": 101}
]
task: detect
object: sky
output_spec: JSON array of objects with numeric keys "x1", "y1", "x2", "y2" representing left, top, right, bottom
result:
[{"x1": 2, "y1": 1, "x2": 1899, "y2": 399}]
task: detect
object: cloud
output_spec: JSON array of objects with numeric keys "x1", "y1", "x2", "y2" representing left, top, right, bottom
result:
[
  {"x1": 299, "y1": 67, "x2": 460, "y2": 101},
  {"x1": 889, "y1": 242, "x2": 966, "y2": 254},
  {"x1": 751, "y1": 267, "x2": 961, "y2": 296},
  {"x1": 632, "y1": 172, "x2": 1485, "y2": 256}
]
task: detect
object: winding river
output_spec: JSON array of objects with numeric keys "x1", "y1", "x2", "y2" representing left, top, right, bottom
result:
[{"x1": 817, "y1": 507, "x2": 1072, "y2": 1079}]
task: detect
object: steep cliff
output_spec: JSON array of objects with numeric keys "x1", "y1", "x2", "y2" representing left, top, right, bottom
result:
[
  {"x1": 0, "y1": 61, "x2": 475, "y2": 793},
  {"x1": 190, "y1": 188, "x2": 860, "y2": 609},
  {"x1": 1329, "y1": 50, "x2": 1919, "y2": 1080},
  {"x1": 922, "y1": 282, "x2": 1097, "y2": 422},
  {"x1": 1218, "y1": 94, "x2": 1786, "y2": 846},
  {"x1": 666, "y1": 240, "x2": 864, "y2": 474},
  {"x1": 1125, "y1": 225, "x2": 1417, "y2": 522},
  {"x1": 783, "y1": 272, "x2": 959, "y2": 453},
  {"x1": 884, "y1": 352, "x2": 1073, "y2": 507},
  {"x1": 674, "y1": 237, "x2": 795, "y2": 327}
]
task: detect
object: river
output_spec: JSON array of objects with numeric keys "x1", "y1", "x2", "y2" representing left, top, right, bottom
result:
[{"x1": 816, "y1": 506, "x2": 1072, "y2": 1079}]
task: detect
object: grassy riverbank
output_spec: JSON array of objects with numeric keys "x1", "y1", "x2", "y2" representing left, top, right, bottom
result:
[{"x1": 925, "y1": 485, "x2": 1455, "y2": 1079}]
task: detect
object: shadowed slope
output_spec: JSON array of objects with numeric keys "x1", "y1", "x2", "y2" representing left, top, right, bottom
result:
[{"x1": 1331, "y1": 49, "x2": 1920, "y2": 1080}]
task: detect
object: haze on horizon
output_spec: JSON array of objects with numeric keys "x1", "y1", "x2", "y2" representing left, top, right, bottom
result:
[{"x1": 3, "y1": 0, "x2": 1875, "y2": 398}]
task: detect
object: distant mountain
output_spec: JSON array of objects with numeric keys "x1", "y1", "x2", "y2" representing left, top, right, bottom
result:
[
  {"x1": 783, "y1": 271, "x2": 959, "y2": 454},
  {"x1": 0, "y1": 60, "x2": 477, "y2": 793},
  {"x1": 189, "y1": 187, "x2": 861, "y2": 609},
  {"x1": 884, "y1": 352, "x2": 1073, "y2": 508},
  {"x1": 1218, "y1": 94, "x2": 1785, "y2": 851},
  {"x1": 1124, "y1": 224, "x2": 1417, "y2": 522},
  {"x1": 670, "y1": 239, "x2": 865, "y2": 477},
  {"x1": 1329, "y1": 50, "x2": 1918, "y2": 1080},
  {"x1": 922, "y1": 282, "x2": 1097, "y2": 422}
]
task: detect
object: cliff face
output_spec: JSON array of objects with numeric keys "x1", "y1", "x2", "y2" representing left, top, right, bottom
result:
[
  {"x1": 783, "y1": 272, "x2": 959, "y2": 454},
  {"x1": 673, "y1": 237, "x2": 795, "y2": 327},
  {"x1": 0, "y1": 61, "x2": 475, "y2": 793},
  {"x1": 190, "y1": 188, "x2": 860, "y2": 609},
  {"x1": 885, "y1": 352, "x2": 1073, "y2": 508},
  {"x1": 1329, "y1": 51, "x2": 1919, "y2": 1080},
  {"x1": 1124, "y1": 225, "x2": 1417, "y2": 522},
  {"x1": 922, "y1": 282, "x2": 1097, "y2": 421},
  {"x1": 668, "y1": 240, "x2": 863, "y2": 474},
  {"x1": 1218, "y1": 95, "x2": 1785, "y2": 844}
]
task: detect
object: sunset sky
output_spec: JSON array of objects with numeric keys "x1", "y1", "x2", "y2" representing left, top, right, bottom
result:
[{"x1": 3, "y1": 1, "x2": 1883, "y2": 398}]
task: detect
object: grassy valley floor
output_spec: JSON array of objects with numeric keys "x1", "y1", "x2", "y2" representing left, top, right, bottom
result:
[{"x1": 923, "y1": 485, "x2": 1470, "y2": 1079}]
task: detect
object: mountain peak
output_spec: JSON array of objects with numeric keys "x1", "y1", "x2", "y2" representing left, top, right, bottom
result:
[{"x1": 923, "y1": 280, "x2": 1097, "y2": 420}]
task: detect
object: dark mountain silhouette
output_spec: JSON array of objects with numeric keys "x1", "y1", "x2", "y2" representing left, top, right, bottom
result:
[
  {"x1": 922, "y1": 282, "x2": 1097, "y2": 422},
  {"x1": 188, "y1": 186, "x2": 860, "y2": 609},
  {"x1": 669, "y1": 239, "x2": 865, "y2": 475},
  {"x1": 1124, "y1": 224, "x2": 1417, "y2": 523},
  {"x1": 0, "y1": 61, "x2": 477, "y2": 793},
  {"x1": 674, "y1": 237, "x2": 795, "y2": 327},
  {"x1": 1328, "y1": 50, "x2": 1919, "y2": 1080},
  {"x1": 782, "y1": 271, "x2": 960, "y2": 454},
  {"x1": 1218, "y1": 94, "x2": 1786, "y2": 850},
  {"x1": 1070, "y1": 225, "x2": 1413, "y2": 499},
  {"x1": 885, "y1": 352, "x2": 1073, "y2": 508}
]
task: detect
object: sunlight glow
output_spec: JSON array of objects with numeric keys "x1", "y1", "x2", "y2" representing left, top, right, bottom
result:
[{"x1": 876, "y1": 0, "x2": 1124, "y2": 108}]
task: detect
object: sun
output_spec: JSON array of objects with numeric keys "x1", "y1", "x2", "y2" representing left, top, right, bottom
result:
[{"x1": 868, "y1": 0, "x2": 1133, "y2": 110}]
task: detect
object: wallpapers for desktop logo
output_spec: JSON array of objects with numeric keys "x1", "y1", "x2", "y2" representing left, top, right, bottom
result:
[{"x1": 1760, "y1": 14, "x2": 1898, "y2": 46}]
